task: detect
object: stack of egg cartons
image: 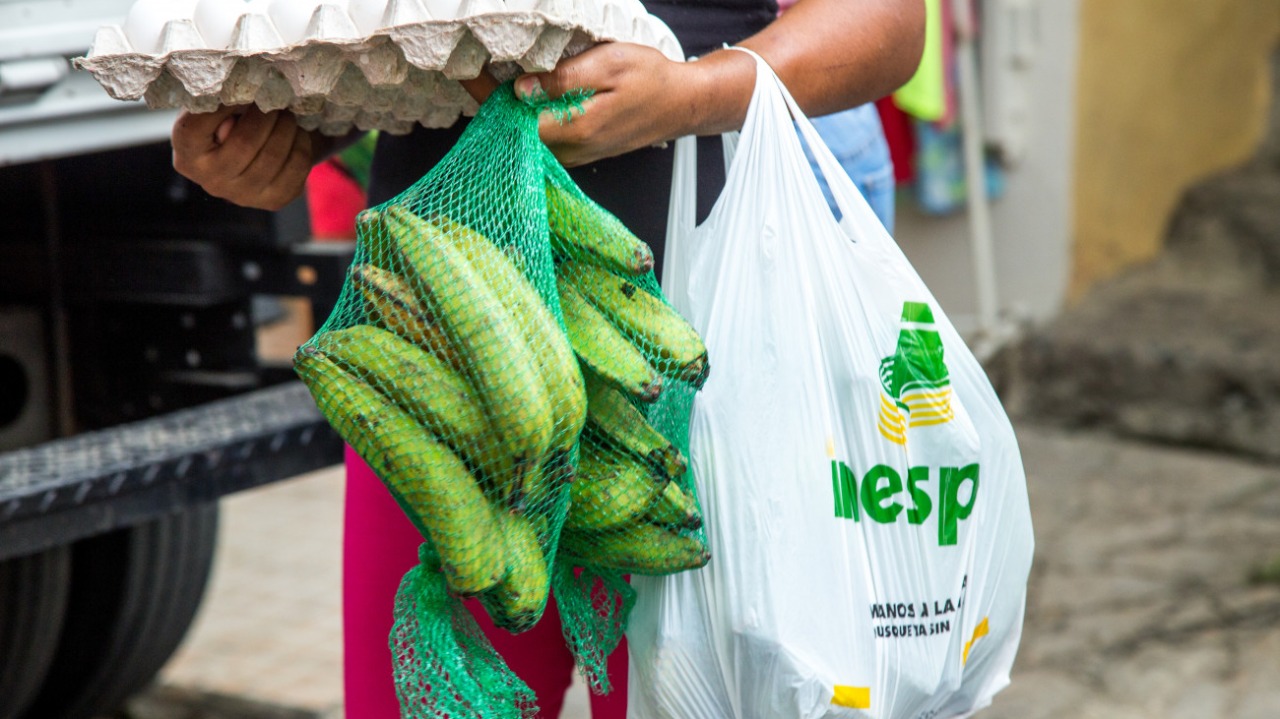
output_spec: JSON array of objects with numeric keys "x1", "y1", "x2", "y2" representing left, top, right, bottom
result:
[{"x1": 76, "y1": 0, "x2": 683, "y2": 135}]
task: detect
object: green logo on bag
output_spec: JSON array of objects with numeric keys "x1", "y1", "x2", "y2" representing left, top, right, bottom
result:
[
  {"x1": 828, "y1": 459, "x2": 979, "y2": 547},
  {"x1": 877, "y1": 302, "x2": 953, "y2": 445}
]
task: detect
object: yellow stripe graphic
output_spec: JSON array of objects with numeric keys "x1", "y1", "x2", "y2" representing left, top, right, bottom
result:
[
  {"x1": 880, "y1": 394, "x2": 904, "y2": 415},
  {"x1": 875, "y1": 417, "x2": 906, "y2": 440},
  {"x1": 904, "y1": 397, "x2": 952, "y2": 411},
  {"x1": 832, "y1": 685, "x2": 871, "y2": 709},
  {"x1": 880, "y1": 385, "x2": 955, "y2": 443},
  {"x1": 878, "y1": 397, "x2": 907, "y2": 445},
  {"x1": 962, "y1": 617, "x2": 990, "y2": 665},
  {"x1": 901, "y1": 388, "x2": 952, "y2": 401},
  {"x1": 878, "y1": 424, "x2": 906, "y2": 445},
  {"x1": 878, "y1": 426, "x2": 906, "y2": 445},
  {"x1": 907, "y1": 407, "x2": 954, "y2": 421},
  {"x1": 900, "y1": 393, "x2": 951, "y2": 407},
  {"x1": 879, "y1": 412, "x2": 905, "y2": 431},
  {"x1": 905, "y1": 406, "x2": 953, "y2": 419},
  {"x1": 879, "y1": 398, "x2": 905, "y2": 424},
  {"x1": 909, "y1": 414, "x2": 956, "y2": 429}
]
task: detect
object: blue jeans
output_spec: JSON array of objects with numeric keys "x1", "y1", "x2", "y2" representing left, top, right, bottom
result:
[{"x1": 804, "y1": 104, "x2": 896, "y2": 234}]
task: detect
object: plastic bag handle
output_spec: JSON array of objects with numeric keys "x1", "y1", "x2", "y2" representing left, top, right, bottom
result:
[
  {"x1": 724, "y1": 46, "x2": 887, "y2": 237},
  {"x1": 662, "y1": 46, "x2": 894, "y2": 296},
  {"x1": 663, "y1": 134, "x2": 739, "y2": 273},
  {"x1": 661, "y1": 134, "x2": 697, "y2": 295},
  {"x1": 661, "y1": 129, "x2": 737, "y2": 306}
]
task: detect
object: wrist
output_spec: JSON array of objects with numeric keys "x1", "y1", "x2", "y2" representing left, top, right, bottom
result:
[{"x1": 676, "y1": 48, "x2": 756, "y2": 137}]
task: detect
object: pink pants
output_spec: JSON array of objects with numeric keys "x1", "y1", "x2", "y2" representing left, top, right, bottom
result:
[{"x1": 343, "y1": 447, "x2": 628, "y2": 718}]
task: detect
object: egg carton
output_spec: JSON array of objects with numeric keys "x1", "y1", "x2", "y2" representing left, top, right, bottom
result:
[{"x1": 75, "y1": 0, "x2": 684, "y2": 135}]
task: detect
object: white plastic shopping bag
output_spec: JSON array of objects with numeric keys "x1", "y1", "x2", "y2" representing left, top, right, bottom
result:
[{"x1": 629, "y1": 49, "x2": 1034, "y2": 719}]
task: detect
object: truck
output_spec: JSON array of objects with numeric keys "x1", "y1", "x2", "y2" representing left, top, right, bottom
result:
[{"x1": 0, "y1": 2, "x2": 350, "y2": 716}]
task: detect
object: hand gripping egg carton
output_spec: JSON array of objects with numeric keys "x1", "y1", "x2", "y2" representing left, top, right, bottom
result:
[{"x1": 75, "y1": 0, "x2": 684, "y2": 135}]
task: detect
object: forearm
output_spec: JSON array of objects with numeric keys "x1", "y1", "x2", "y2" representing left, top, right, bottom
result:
[
  {"x1": 683, "y1": 0, "x2": 926, "y2": 136},
  {"x1": 512, "y1": 0, "x2": 924, "y2": 166}
]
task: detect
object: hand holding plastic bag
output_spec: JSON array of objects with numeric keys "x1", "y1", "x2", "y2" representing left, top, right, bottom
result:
[{"x1": 628, "y1": 49, "x2": 1034, "y2": 719}]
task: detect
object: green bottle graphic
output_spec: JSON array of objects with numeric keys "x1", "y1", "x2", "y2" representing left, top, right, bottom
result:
[{"x1": 877, "y1": 302, "x2": 953, "y2": 444}]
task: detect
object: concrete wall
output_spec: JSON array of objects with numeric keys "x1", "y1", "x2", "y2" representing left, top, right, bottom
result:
[
  {"x1": 894, "y1": 0, "x2": 1280, "y2": 333},
  {"x1": 1070, "y1": 0, "x2": 1280, "y2": 297},
  {"x1": 895, "y1": 0, "x2": 1079, "y2": 333}
]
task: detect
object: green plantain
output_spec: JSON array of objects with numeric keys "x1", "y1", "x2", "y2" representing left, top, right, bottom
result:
[
  {"x1": 312, "y1": 324, "x2": 513, "y2": 486},
  {"x1": 557, "y1": 275, "x2": 662, "y2": 403},
  {"x1": 350, "y1": 264, "x2": 461, "y2": 370},
  {"x1": 294, "y1": 344, "x2": 504, "y2": 595},
  {"x1": 560, "y1": 261, "x2": 708, "y2": 388},
  {"x1": 385, "y1": 205, "x2": 553, "y2": 495},
  {"x1": 564, "y1": 439, "x2": 665, "y2": 533},
  {"x1": 519, "y1": 449, "x2": 574, "y2": 520},
  {"x1": 561, "y1": 521, "x2": 710, "y2": 575},
  {"x1": 545, "y1": 182, "x2": 655, "y2": 276},
  {"x1": 647, "y1": 481, "x2": 703, "y2": 530},
  {"x1": 435, "y1": 215, "x2": 586, "y2": 458},
  {"x1": 356, "y1": 208, "x2": 396, "y2": 272},
  {"x1": 480, "y1": 510, "x2": 550, "y2": 633},
  {"x1": 583, "y1": 372, "x2": 686, "y2": 479}
]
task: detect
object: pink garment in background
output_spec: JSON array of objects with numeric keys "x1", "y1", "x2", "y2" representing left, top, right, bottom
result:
[
  {"x1": 306, "y1": 160, "x2": 366, "y2": 240},
  {"x1": 342, "y1": 446, "x2": 628, "y2": 718},
  {"x1": 876, "y1": 97, "x2": 917, "y2": 184}
]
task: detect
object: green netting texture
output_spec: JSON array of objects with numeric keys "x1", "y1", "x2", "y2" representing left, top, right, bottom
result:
[
  {"x1": 294, "y1": 82, "x2": 710, "y2": 715},
  {"x1": 393, "y1": 546, "x2": 538, "y2": 719}
]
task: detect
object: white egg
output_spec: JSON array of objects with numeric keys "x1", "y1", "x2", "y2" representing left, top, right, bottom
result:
[
  {"x1": 619, "y1": 0, "x2": 644, "y2": 22},
  {"x1": 629, "y1": 14, "x2": 655, "y2": 47},
  {"x1": 532, "y1": 0, "x2": 573, "y2": 22},
  {"x1": 381, "y1": 0, "x2": 429, "y2": 26},
  {"x1": 422, "y1": 0, "x2": 466, "y2": 21},
  {"x1": 571, "y1": 0, "x2": 603, "y2": 30},
  {"x1": 229, "y1": 11, "x2": 287, "y2": 51},
  {"x1": 348, "y1": 0, "x2": 389, "y2": 34},
  {"x1": 98, "y1": 0, "x2": 678, "y2": 133},
  {"x1": 269, "y1": 0, "x2": 326, "y2": 44},
  {"x1": 124, "y1": 0, "x2": 200, "y2": 53},
  {"x1": 598, "y1": 0, "x2": 633, "y2": 39},
  {"x1": 194, "y1": 0, "x2": 255, "y2": 49}
]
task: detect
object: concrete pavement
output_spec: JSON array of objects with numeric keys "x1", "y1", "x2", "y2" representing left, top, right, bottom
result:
[
  {"x1": 150, "y1": 466, "x2": 347, "y2": 718},
  {"x1": 984, "y1": 428, "x2": 1280, "y2": 719},
  {"x1": 136, "y1": 465, "x2": 594, "y2": 719},
  {"x1": 134, "y1": 422, "x2": 1280, "y2": 718}
]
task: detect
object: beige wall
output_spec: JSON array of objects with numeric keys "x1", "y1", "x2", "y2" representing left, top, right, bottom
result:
[{"x1": 1071, "y1": 1, "x2": 1280, "y2": 297}]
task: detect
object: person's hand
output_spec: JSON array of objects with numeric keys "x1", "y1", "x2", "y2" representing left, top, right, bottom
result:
[
  {"x1": 507, "y1": 0, "x2": 925, "y2": 168},
  {"x1": 171, "y1": 104, "x2": 316, "y2": 211},
  {"x1": 512, "y1": 43, "x2": 755, "y2": 167}
]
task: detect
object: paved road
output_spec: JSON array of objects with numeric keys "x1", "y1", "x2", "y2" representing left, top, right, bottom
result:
[
  {"x1": 141, "y1": 423, "x2": 1280, "y2": 718},
  {"x1": 985, "y1": 427, "x2": 1280, "y2": 719}
]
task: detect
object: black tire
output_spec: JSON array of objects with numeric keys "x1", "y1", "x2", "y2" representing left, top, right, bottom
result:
[
  {"x1": 0, "y1": 546, "x2": 71, "y2": 719},
  {"x1": 103, "y1": 502, "x2": 220, "y2": 710},
  {"x1": 20, "y1": 503, "x2": 219, "y2": 719}
]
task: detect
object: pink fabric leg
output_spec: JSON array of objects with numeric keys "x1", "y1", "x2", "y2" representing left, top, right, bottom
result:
[
  {"x1": 465, "y1": 591, "x2": 575, "y2": 717},
  {"x1": 342, "y1": 447, "x2": 629, "y2": 718},
  {"x1": 343, "y1": 446, "x2": 422, "y2": 719},
  {"x1": 587, "y1": 635, "x2": 629, "y2": 719}
]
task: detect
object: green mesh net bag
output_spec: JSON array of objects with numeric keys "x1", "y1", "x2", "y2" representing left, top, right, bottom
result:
[{"x1": 294, "y1": 83, "x2": 710, "y2": 716}]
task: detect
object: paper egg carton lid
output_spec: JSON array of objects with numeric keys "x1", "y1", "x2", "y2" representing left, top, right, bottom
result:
[{"x1": 76, "y1": 0, "x2": 684, "y2": 135}]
